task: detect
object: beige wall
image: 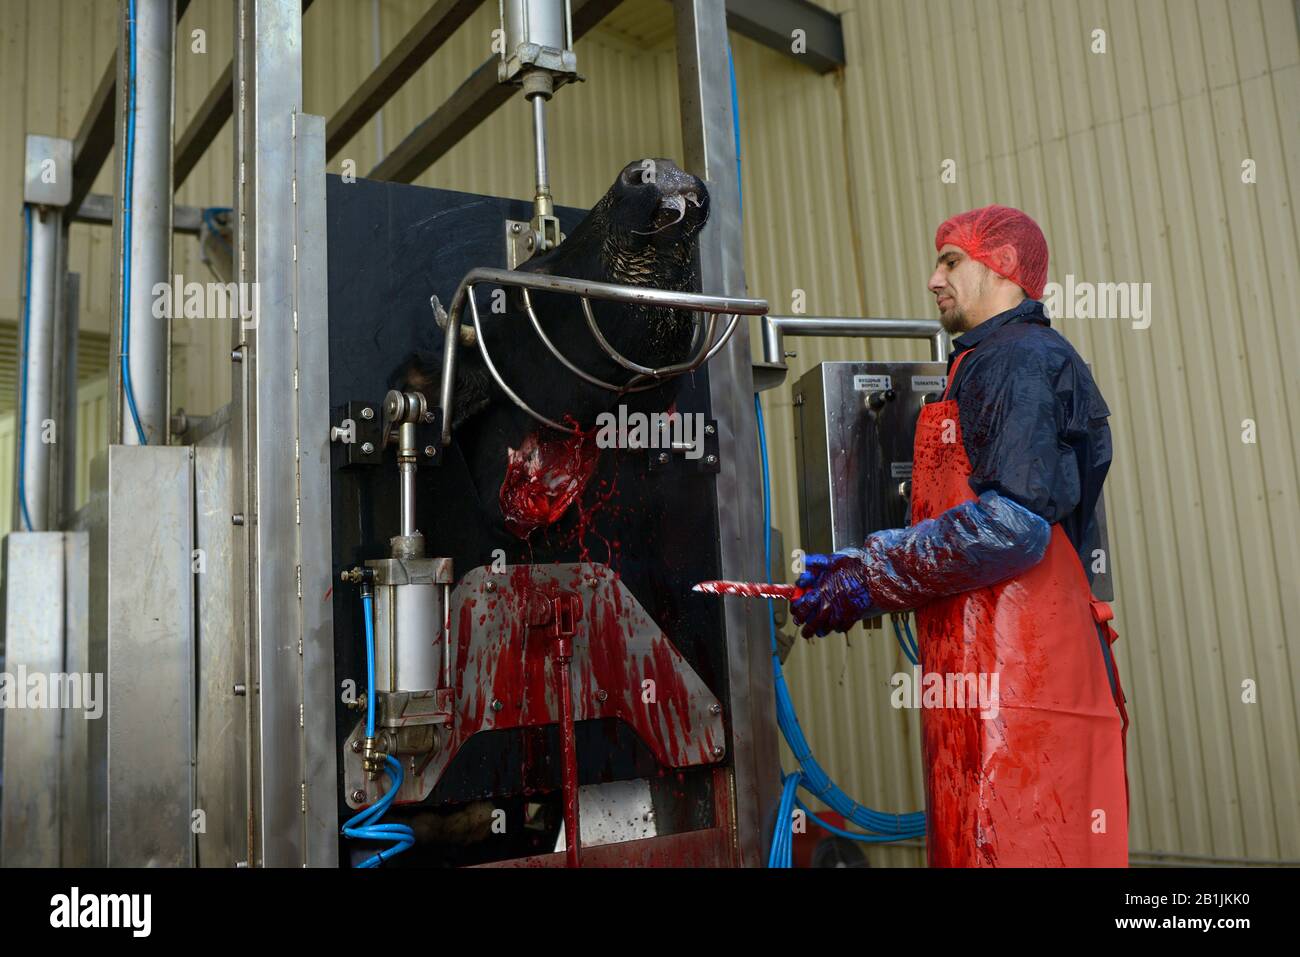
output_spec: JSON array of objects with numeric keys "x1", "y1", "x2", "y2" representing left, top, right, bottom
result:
[
  {"x1": 1, "y1": 0, "x2": 1296, "y2": 864},
  {"x1": 740, "y1": 0, "x2": 1300, "y2": 865}
]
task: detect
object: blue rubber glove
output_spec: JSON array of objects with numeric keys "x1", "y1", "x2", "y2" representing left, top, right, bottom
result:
[
  {"x1": 791, "y1": 549, "x2": 882, "y2": 638},
  {"x1": 791, "y1": 490, "x2": 1052, "y2": 639}
]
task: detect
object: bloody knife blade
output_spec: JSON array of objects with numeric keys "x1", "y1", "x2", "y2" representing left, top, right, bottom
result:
[{"x1": 692, "y1": 580, "x2": 805, "y2": 600}]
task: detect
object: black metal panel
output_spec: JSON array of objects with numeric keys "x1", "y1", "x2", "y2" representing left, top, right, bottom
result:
[{"x1": 325, "y1": 176, "x2": 732, "y2": 863}]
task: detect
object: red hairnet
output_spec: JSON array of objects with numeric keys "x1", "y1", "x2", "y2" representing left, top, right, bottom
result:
[{"x1": 935, "y1": 205, "x2": 1048, "y2": 300}]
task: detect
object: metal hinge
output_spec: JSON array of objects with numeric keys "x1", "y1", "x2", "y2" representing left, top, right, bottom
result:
[
  {"x1": 295, "y1": 564, "x2": 302, "y2": 597},
  {"x1": 300, "y1": 782, "x2": 306, "y2": 813},
  {"x1": 299, "y1": 702, "x2": 304, "y2": 728}
]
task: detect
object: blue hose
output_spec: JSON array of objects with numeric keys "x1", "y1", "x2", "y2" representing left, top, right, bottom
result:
[
  {"x1": 363, "y1": 591, "x2": 377, "y2": 739},
  {"x1": 727, "y1": 40, "x2": 924, "y2": 867},
  {"x1": 757, "y1": 395, "x2": 926, "y2": 867},
  {"x1": 342, "y1": 588, "x2": 414, "y2": 867},
  {"x1": 16, "y1": 206, "x2": 35, "y2": 532},
  {"x1": 341, "y1": 756, "x2": 415, "y2": 868},
  {"x1": 120, "y1": 0, "x2": 147, "y2": 445}
]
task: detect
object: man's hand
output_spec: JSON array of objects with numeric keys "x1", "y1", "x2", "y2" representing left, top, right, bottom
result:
[{"x1": 790, "y1": 549, "x2": 879, "y2": 639}]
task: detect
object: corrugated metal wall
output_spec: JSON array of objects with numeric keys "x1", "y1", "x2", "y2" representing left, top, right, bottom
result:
[
  {"x1": 737, "y1": 0, "x2": 1300, "y2": 866},
  {"x1": 1, "y1": 0, "x2": 1296, "y2": 865}
]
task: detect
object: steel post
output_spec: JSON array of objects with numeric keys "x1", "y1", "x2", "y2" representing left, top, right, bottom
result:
[
  {"x1": 673, "y1": 0, "x2": 781, "y2": 867},
  {"x1": 109, "y1": 0, "x2": 176, "y2": 446}
]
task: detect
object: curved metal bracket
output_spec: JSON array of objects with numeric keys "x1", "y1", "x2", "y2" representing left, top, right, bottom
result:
[{"x1": 438, "y1": 267, "x2": 768, "y2": 443}]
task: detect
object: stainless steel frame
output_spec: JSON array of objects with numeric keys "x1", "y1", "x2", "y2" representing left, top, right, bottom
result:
[
  {"x1": 762, "y1": 314, "x2": 951, "y2": 368},
  {"x1": 674, "y1": 0, "x2": 781, "y2": 867},
  {"x1": 15, "y1": 135, "x2": 74, "y2": 533},
  {"x1": 85, "y1": 446, "x2": 195, "y2": 867},
  {"x1": 0, "y1": 532, "x2": 87, "y2": 867},
  {"x1": 231, "y1": 0, "x2": 338, "y2": 868}
]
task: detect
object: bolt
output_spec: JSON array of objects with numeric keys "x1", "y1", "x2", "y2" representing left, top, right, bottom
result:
[
  {"x1": 491, "y1": 698, "x2": 504, "y2": 712},
  {"x1": 350, "y1": 789, "x2": 365, "y2": 804},
  {"x1": 233, "y1": 683, "x2": 247, "y2": 696},
  {"x1": 657, "y1": 452, "x2": 670, "y2": 464},
  {"x1": 704, "y1": 454, "x2": 718, "y2": 466},
  {"x1": 351, "y1": 739, "x2": 362, "y2": 753},
  {"x1": 423, "y1": 411, "x2": 435, "y2": 424},
  {"x1": 596, "y1": 689, "x2": 608, "y2": 702},
  {"x1": 525, "y1": 235, "x2": 535, "y2": 250},
  {"x1": 231, "y1": 348, "x2": 243, "y2": 362},
  {"x1": 705, "y1": 424, "x2": 716, "y2": 435},
  {"x1": 709, "y1": 703, "x2": 722, "y2": 715},
  {"x1": 484, "y1": 579, "x2": 498, "y2": 593},
  {"x1": 360, "y1": 407, "x2": 374, "y2": 420},
  {"x1": 361, "y1": 442, "x2": 375, "y2": 455},
  {"x1": 424, "y1": 445, "x2": 436, "y2": 457},
  {"x1": 711, "y1": 745, "x2": 725, "y2": 759},
  {"x1": 584, "y1": 576, "x2": 598, "y2": 589},
  {"x1": 511, "y1": 222, "x2": 523, "y2": 234},
  {"x1": 232, "y1": 513, "x2": 245, "y2": 526}
]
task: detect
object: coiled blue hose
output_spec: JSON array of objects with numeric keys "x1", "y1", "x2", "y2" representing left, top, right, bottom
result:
[
  {"x1": 342, "y1": 756, "x2": 415, "y2": 868},
  {"x1": 342, "y1": 589, "x2": 414, "y2": 867}
]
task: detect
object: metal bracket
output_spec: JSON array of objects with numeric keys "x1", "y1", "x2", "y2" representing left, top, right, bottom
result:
[
  {"x1": 647, "y1": 419, "x2": 720, "y2": 473},
  {"x1": 506, "y1": 218, "x2": 565, "y2": 268},
  {"x1": 332, "y1": 400, "x2": 443, "y2": 468},
  {"x1": 332, "y1": 400, "x2": 383, "y2": 467}
]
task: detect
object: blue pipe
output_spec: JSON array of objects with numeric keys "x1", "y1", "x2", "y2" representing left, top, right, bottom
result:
[
  {"x1": 342, "y1": 587, "x2": 414, "y2": 866},
  {"x1": 121, "y1": 0, "x2": 147, "y2": 445},
  {"x1": 16, "y1": 206, "x2": 35, "y2": 532}
]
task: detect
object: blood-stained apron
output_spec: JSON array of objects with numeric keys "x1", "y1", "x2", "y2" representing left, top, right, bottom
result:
[{"x1": 910, "y1": 348, "x2": 1129, "y2": 867}]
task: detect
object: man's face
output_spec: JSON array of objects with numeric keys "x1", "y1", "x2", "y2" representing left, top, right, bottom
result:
[{"x1": 928, "y1": 244, "x2": 990, "y2": 334}]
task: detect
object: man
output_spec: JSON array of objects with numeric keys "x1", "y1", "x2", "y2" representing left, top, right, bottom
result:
[{"x1": 790, "y1": 205, "x2": 1129, "y2": 867}]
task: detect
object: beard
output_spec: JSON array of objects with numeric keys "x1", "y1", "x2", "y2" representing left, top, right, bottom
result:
[{"x1": 938, "y1": 303, "x2": 967, "y2": 334}]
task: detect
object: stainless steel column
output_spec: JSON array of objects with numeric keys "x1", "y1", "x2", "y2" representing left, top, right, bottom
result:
[
  {"x1": 232, "y1": 0, "x2": 338, "y2": 867},
  {"x1": 14, "y1": 210, "x2": 65, "y2": 531},
  {"x1": 14, "y1": 135, "x2": 72, "y2": 532},
  {"x1": 674, "y1": 0, "x2": 781, "y2": 867},
  {"x1": 109, "y1": 0, "x2": 175, "y2": 446}
]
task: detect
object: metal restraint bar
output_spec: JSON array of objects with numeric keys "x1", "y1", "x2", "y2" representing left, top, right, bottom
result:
[{"x1": 436, "y1": 266, "x2": 768, "y2": 442}]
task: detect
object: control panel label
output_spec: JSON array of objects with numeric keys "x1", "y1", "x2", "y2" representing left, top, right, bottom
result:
[
  {"x1": 912, "y1": 375, "x2": 946, "y2": 392},
  {"x1": 890, "y1": 461, "x2": 913, "y2": 479},
  {"x1": 853, "y1": 374, "x2": 892, "y2": 391}
]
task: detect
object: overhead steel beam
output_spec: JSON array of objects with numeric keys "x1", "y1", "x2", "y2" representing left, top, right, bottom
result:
[
  {"x1": 719, "y1": 0, "x2": 844, "y2": 74},
  {"x1": 370, "y1": 0, "x2": 626, "y2": 184},
  {"x1": 173, "y1": 0, "x2": 315, "y2": 191},
  {"x1": 325, "y1": 0, "x2": 485, "y2": 160},
  {"x1": 68, "y1": 0, "x2": 195, "y2": 214},
  {"x1": 75, "y1": 192, "x2": 203, "y2": 235}
]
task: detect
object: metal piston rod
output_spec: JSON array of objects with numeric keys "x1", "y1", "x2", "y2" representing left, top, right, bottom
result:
[{"x1": 437, "y1": 266, "x2": 768, "y2": 443}]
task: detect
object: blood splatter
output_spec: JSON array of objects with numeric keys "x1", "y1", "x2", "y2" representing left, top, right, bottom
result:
[{"x1": 499, "y1": 421, "x2": 599, "y2": 540}]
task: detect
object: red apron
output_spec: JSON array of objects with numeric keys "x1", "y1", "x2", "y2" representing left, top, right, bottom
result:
[{"x1": 911, "y1": 349, "x2": 1129, "y2": 867}]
